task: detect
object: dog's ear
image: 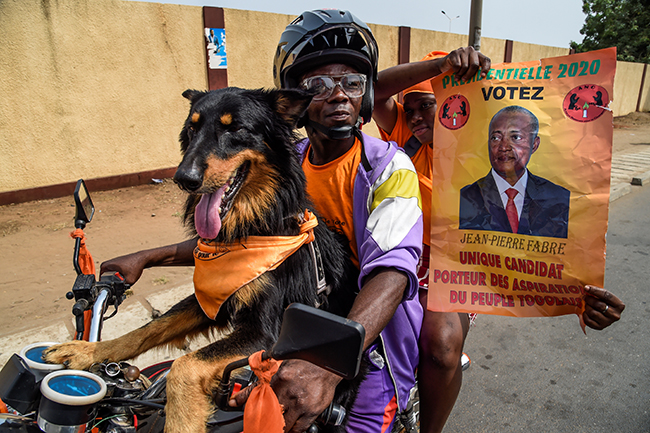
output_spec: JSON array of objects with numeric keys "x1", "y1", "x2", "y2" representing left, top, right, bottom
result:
[
  {"x1": 182, "y1": 89, "x2": 208, "y2": 103},
  {"x1": 272, "y1": 89, "x2": 313, "y2": 128}
]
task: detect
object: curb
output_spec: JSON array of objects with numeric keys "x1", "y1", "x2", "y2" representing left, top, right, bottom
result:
[
  {"x1": 631, "y1": 169, "x2": 650, "y2": 186},
  {"x1": 610, "y1": 182, "x2": 633, "y2": 202},
  {"x1": 609, "y1": 149, "x2": 650, "y2": 201}
]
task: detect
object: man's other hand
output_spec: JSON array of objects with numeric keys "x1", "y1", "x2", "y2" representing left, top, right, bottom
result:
[
  {"x1": 583, "y1": 285, "x2": 625, "y2": 330},
  {"x1": 229, "y1": 358, "x2": 342, "y2": 432}
]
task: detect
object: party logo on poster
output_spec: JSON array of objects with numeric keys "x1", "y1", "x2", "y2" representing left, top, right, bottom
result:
[
  {"x1": 439, "y1": 95, "x2": 470, "y2": 130},
  {"x1": 562, "y1": 85, "x2": 609, "y2": 122}
]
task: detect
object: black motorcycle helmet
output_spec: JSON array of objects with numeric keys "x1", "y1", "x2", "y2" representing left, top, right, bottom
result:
[{"x1": 273, "y1": 9, "x2": 379, "y2": 129}]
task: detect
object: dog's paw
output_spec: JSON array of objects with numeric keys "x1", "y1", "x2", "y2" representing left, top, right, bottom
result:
[{"x1": 42, "y1": 341, "x2": 100, "y2": 370}]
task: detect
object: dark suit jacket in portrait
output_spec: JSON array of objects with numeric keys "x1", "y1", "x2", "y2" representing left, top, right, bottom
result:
[{"x1": 459, "y1": 171, "x2": 570, "y2": 238}]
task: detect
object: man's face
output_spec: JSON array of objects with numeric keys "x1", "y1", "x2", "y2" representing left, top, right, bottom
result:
[
  {"x1": 403, "y1": 92, "x2": 437, "y2": 145},
  {"x1": 488, "y1": 111, "x2": 540, "y2": 185},
  {"x1": 301, "y1": 64, "x2": 363, "y2": 134}
]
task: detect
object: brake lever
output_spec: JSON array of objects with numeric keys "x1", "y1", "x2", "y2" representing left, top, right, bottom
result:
[{"x1": 103, "y1": 299, "x2": 120, "y2": 320}]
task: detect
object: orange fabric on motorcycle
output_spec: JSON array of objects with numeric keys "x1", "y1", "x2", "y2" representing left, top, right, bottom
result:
[
  {"x1": 193, "y1": 210, "x2": 318, "y2": 319},
  {"x1": 243, "y1": 351, "x2": 285, "y2": 433},
  {"x1": 70, "y1": 228, "x2": 96, "y2": 275},
  {"x1": 70, "y1": 228, "x2": 95, "y2": 340},
  {"x1": 0, "y1": 397, "x2": 8, "y2": 413}
]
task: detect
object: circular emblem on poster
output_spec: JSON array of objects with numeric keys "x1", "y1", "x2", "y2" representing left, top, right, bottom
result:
[
  {"x1": 438, "y1": 95, "x2": 470, "y2": 130},
  {"x1": 562, "y1": 85, "x2": 609, "y2": 122}
]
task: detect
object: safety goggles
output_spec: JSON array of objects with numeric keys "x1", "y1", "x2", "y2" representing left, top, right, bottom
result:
[{"x1": 299, "y1": 74, "x2": 367, "y2": 100}]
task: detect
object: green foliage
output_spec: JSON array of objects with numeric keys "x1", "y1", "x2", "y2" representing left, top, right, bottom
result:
[{"x1": 570, "y1": 0, "x2": 650, "y2": 63}]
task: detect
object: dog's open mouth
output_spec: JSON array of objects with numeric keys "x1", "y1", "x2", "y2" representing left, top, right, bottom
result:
[{"x1": 194, "y1": 161, "x2": 250, "y2": 239}]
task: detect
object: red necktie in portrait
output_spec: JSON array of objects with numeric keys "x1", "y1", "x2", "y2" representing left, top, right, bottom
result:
[{"x1": 505, "y1": 188, "x2": 519, "y2": 233}]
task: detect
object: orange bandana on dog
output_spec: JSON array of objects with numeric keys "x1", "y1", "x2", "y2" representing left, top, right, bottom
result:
[{"x1": 193, "y1": 210, "x2": 318, "y2": 319}]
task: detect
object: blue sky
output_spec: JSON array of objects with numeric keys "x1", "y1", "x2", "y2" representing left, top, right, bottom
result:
[{"x1": 132, "y1": 0, "x2": 587, "y2": 48}]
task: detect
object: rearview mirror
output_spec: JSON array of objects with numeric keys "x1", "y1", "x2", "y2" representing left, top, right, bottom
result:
[
  {"x1": 270, "y1": 303, "x2": 365, "y2": 380},
  {"x1": 73, "y1": 179, "x2": 94, "y2": 228}
]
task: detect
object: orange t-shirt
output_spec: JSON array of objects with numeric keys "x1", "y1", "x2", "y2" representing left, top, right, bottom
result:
[
  {"x1": 379, "y1": 103, "x2": 433, "y2": 247},
  {"x1": 302, "y1": 138, "x2": 361, "y2": 267}
]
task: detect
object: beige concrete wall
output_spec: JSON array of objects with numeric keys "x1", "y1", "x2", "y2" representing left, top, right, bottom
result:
[
  {"x1": 409, "y1": 31, "x2": 562, "y2": 66},
  {"x1": 511, "y1": 41, "x2": 570, "y2": 63},
  {"x1": 611, "y1": 61, "x2": 646, "y2": 117},
  {"x1": 409, "y1": 29, "x2": 470, "y2": 62},
  {"x1": 1, "y1": 0, "x2": 648, "y2": 194},
  {"x1": 410, "y1": 30, "x2": 510, "y2": 68},
  {"x1": 362, "y1": 23, "x2": 400, "y2": 139},
  {"x1": 0, "y1": 0, "x2": 206, "y2": 193},
  {"x1": 370, "y1": 23, "x2": 399, "y2": 73},
  {"x1": 480, "y1": 37, "x2": 509, "y2": 64},
  {"x1": 224, "y1": 9, "x2": 293, "y2": 89}
]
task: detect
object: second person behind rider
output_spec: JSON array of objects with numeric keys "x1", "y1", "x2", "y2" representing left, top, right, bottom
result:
[{"x1": 374, "y1": 48, "x2": 490, "y2": 433}]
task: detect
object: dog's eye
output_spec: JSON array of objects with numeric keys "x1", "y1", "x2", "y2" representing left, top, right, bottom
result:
[
  {"x1": 227, "y1": 125, "x2": 241, "y2": 133},
  {"x1": 187, "y1": 126, "x2": 196, "y2": 139}
]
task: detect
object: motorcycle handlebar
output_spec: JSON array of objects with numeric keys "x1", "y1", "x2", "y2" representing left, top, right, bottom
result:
[
  {"x1": 88, "y1": 287, "x2": 110, "y2": 342},
  {"x1": 69, "y1": 271, "x2": 130, "y2": 341}
]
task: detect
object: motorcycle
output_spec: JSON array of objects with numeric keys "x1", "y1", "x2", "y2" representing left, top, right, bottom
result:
[{"x1": 0, "y1": 180, "x2": 367, "y2": 433}]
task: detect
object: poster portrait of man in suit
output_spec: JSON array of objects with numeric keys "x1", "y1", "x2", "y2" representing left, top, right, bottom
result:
[{"x1": 459, "y1": 105, "x2": 570, "y2": 238}]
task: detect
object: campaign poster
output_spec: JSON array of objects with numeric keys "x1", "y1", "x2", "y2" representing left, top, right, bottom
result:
[
  {"x1": 205, "y1": 27, "x2": 227, "y2": 69},
  {"x1": 428, "y1": 48, "x2": 616, "y2": 324}
]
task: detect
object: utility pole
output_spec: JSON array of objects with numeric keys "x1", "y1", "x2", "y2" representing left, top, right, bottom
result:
[{"x1": 468, "y1": 0, "x2": 483, "y2": 51}]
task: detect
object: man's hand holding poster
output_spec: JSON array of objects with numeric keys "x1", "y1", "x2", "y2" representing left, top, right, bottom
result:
[{"x1": 428, "y1": 47, "x2": 616, "y2": 326}]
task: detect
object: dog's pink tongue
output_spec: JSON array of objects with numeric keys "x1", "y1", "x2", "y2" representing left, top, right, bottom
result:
[{"x1": 195, "y1": 185, "x2": 227, "y2": 240}]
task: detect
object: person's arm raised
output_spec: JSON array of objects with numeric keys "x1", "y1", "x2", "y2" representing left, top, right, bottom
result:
[{"x1": 373, "y1": 47, "x2": 491, "y2": 135}]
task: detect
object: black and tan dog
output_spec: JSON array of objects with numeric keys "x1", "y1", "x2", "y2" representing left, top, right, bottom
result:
[{"x1": 44, "y1": 87, "x2": 359, "y2": 432}]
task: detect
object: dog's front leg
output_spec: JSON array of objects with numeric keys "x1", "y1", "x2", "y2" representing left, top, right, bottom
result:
[
  {"x1": 164, "y1": 352, "x2": 230, "y2": 433},
  {"x1": 44, "y1": 295, "x2": 214, "y2": 370},
  {"x1": 164, "y1": 330, "x2": 270, "y2": 433}
]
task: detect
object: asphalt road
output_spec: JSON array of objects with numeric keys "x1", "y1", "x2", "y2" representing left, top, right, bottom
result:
[{"x1": 445, "y1": 186, "x2": 650, "y2": 432}]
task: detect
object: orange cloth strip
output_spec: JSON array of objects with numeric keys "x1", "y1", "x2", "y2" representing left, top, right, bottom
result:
[
  {"x1": 0, "y1": 397, "x2": 8, "y2": 413},
  {"x1": 243, "y1": 351, "x2": 285, "y2": 433},
  {"x1": 70, "y1": 228, "x2": 96, "y2": 275},
  {"x1": 70, "y1": 228, "x2": 95, "y2": 340},
  {"x1": 193, "y1": 210, "x2": 318, "y2": 319}
]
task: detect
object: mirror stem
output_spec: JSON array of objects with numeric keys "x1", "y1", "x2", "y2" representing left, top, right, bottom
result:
[
  {"x1": 73, "y1": 236, "x2": 82, "y2": 275},
  {"x1": 215, "y1": 356, "x2": 253, "y2": 410}
]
